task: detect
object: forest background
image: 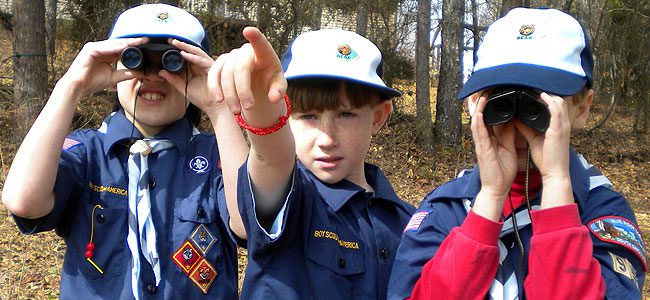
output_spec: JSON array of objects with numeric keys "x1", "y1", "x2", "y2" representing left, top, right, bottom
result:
[{"x1": 0, "y1": 0, "x2": 648, "y2": 298}]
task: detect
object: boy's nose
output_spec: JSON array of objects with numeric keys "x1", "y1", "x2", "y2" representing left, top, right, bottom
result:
[
  {"x1": 143, "y1": 68, "x2": 165, "y2": 82},
  {"x1": 316, "y1": 120, "x2": 338, "y2": 148}
]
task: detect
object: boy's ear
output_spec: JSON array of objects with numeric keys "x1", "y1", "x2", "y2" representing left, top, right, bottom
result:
[
  {"x1": 371, "y1": 100, "x2": 393, "y2": 134},
  {"x1": 571, "y1": 89, "x2": 594, "y2": 130}
]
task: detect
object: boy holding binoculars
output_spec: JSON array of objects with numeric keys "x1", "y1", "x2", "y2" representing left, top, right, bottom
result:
[
  {"x1": 388, "y1": 8, "x2": 645, "y2": 300},
  {"x1": 2, "y1": 4, "x2": 247, "y2": 299}
]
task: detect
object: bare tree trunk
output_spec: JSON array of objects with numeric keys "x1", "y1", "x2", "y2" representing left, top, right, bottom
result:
[
  {"x1": 415, "y1": 0, "x2": 433, "y2": 149},
  {"x1": 356, "y1": 2, "x2": 368, "y2": 36},
  {"x1": 13, "y1": 0, "x2": 48, "y2": 143},
  {"x1": 257, "y1": 0, "x2": 272, "y2": 35},
  {"x1": 434, "y1": 0, "x2": 463, "y2": 146},
  {"x1": 499, "y1": 0, "x2": 524, "y2": 16},
  {"x1": 470, "y1": 0, "x2": 479, "y2": 68},
  {"x1": 46, "y1": 0, "x2": 57, "y2": 85},
  {"x1": 313, "y1": 5, "x2": 322, "y2": 30}
]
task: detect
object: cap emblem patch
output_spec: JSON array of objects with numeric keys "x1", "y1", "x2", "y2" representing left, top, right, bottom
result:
[
  {"x1": 517, "y1": 24, "x2": 535, "y2": 40},
  {"x1": 157, "y1": 11, "x2": 169, "y2": 22},
  {"x1": 519, "y1": 24, "x2": 535, "y2": 36},
  {"x1": 336, "y1": 44, "x2": 359, "y2": 60}
]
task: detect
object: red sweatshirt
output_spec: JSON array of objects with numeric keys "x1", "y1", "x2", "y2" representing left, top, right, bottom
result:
[{"x1": 408, "y1": 172, "x2": 605, "y2": 299}]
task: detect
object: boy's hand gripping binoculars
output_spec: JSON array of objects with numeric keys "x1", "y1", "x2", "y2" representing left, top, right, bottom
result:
[
  {"x1": 120, "y1": 43, "x2": 185, "y2": 74},
  {"x1": 483, "y1": 87, "x2": 550, "y2": 133}
]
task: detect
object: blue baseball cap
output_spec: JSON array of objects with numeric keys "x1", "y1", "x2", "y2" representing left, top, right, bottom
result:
[
  {"x1": 108, "y1": 3, "x2": 209, "y2": 53},
  {"x1": 281, "y1": 29, "x2": 401, "y2": 99},
  {"x1": 458, "y1": 8, "x2": 593, "y2": 99}
]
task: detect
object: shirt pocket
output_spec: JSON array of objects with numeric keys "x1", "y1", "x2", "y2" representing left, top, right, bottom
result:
[
  {"x1": 306, "y1": 237, "x2": 366, "y2": 276},
  {"x1": 70, "y1": 194, "x2": 128, "y2": 282},
  {"x1": 171, "y1": 194, "x2": 225, "y2": 280}
]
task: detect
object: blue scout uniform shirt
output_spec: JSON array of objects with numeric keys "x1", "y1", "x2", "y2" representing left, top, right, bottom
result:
[
  {"x1": 387, "y1": 149, "x2": 647, "y2": 300},
  {"x1": 13, "y1": 110, "x2": 238, "y2": 299},
  {"x1": 238, "y1": 161, "x2": 415, "y2": 300}
]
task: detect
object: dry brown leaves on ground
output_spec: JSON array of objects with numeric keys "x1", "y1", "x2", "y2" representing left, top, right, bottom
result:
[{"x1": 0, "y1": 93, "x2": 648, "y2": 298}]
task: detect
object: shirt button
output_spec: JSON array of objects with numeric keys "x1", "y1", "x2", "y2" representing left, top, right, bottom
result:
[
  {"x1": 380, "y1": 248, "x2": 389, "y2": 259},
  {"x1": 197, "y1": 208, "x2": 206, "y2": 218},
  {"x1": 96, "y1": 213, "x2": 105, "y2": 224},
  {"x1": 368, "y1": 200, "x2": 374, "y2": 208},
  {"x1": 337, "y1": 257, "x2": 346, "y2": 268},
  {"x1": 149, "y1": 178, "x2": 156, "y2": 188},
  {"x1": 146, "y1": 284, "x2": 156, "y2": 294}
]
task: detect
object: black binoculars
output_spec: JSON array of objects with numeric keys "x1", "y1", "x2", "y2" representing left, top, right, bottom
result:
[
  {"x1": 483, "y1": 87, "x2": 550, "y2": 132},
  {"x1": 120, "y1": 43, "x2": 185, "y2": 74}
]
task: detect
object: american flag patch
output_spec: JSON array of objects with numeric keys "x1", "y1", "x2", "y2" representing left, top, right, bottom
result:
[
  {"x1": 404, "y1": 210, "x2": 433, "y2": 232},
  {"x1": 62, "y1": 138, "x2": 81, "y2": 151}
]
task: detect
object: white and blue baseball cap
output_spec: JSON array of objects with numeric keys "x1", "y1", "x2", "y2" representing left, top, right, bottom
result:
[
  {"x1": 281, "y1": 29, "x2": 401, "y2": 99},
  {"x1": 108, "y1": 3, "x2": 209, "y2": 53},
  {"x1": 458, "y1": 8, "x2": 593, "y2": 99}
]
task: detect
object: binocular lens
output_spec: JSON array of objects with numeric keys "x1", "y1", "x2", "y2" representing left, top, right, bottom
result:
[
  {"x1": 519, "y1": 100, "x2": 544, "y2": 121},
  {"x1": 119, "y1": 44, "x2": 185, "y2": 73},
  {"x1": 483, "y1": 91, "x2": 516, "y2": 126},
  {"x1": 493, "y1": 98, "x2": 515, "y2": 118},
  {"x1": 483, "y1": 88, "x2": 550, "y2": 132},
  {"x1": 121, "y1": 47, "x2": 144, "y2": 70},
  {"x1": 162, "y1": 50, "x2": 184, "y2": 73}
]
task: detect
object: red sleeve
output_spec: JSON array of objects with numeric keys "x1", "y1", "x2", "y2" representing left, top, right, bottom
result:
[
  {"x1": 525, "y1": 204, "x2": 605, "y2": 299},
  {"x1": 409, "y1": 210, "x2": 502, "y2": 300}
]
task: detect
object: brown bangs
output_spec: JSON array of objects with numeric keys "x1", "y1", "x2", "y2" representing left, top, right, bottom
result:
[{"x1": 287, "y1": 78, "x2": 382, "y2": 113}]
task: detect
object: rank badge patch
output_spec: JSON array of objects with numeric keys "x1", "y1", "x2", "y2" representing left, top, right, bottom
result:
[
  {"x1": 610, "y1": 252, "x2": 639, "y2": 289},
  {"x1": 189, "y1": 258, "x2": 217, "y2": 294},
  {"x1": 190, "y1": 224, "x2": 217, "y2": 255},
  {"x1": 172, "y1": 240, "x2": 203, "y2": 274}
]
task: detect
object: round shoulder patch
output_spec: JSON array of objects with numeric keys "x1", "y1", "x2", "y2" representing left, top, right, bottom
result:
[
  {"x1": 588, "y1": 216, "x2": 647, "y2": 271},
  {"x1": 188, "y1": 156, "x2": 210, "y2": 174}
]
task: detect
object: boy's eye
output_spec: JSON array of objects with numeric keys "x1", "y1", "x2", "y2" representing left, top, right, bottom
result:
[
  {"x1": 339, "y1": 111, "x2": 356, "y2": 118},
  {"x1": 297, "y1": 114, "x2": 316, "y2": 121}
]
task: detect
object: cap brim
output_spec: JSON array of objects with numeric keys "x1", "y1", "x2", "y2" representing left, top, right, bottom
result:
[
  {"x1": 111, "y1": 33, "x2": 208, "y2": 54},
  {"x1": 457, "y1": 63, "x2": 588, "y2": 99},
  {"x1": 286, "y1": 74, "x2": 401, "y2": 99}
]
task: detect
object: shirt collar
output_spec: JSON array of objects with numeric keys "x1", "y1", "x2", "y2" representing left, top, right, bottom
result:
[
  {"x1": 303, "y1": 162, "x2": 405, "y2": 212},
  {"x1": 101, "y1": 109, "x2": 193, "y2": 155},
  {"x1": 430, "y1": 147, "x2": 591, "y2": 204}
]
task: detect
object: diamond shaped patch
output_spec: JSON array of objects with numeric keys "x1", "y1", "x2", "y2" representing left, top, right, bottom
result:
[
  {"x1": 189, "y1": 258, "x2": 217, "y2": 294},
  {"x1": 190, "y1": 224, "x2": 216, "y2": 255},
  {"x1": 172, "y1": 240, "x2": 203, "y2": 274}
]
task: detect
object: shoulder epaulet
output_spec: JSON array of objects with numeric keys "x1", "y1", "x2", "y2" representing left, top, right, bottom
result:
[{"x1": 577, "y1": 154, "x2": 613, "y2": 190}]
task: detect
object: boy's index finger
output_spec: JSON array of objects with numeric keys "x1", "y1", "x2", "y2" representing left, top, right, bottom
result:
[{"x1": 243, "y1": 27, "x2": 278, "y2": 63}]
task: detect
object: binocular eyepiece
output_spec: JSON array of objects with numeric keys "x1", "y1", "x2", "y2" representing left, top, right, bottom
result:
[
  {"x1": 483, "y1": 87, "x2": 550, "y2": 132},
  {"x1": 120, "y1": 43, "x2": 185, "y2": 74}
]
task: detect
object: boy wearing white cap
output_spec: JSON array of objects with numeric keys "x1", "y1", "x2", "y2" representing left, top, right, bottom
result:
[
  {"x1": 2, "y1": 4, "x2": 247, "y2": 299},
  {"x1": 211, "y1": 27, "x2": 415, "y2": 299},
  {"x1": 388, "y1": 7, "x2": 645, "y2": 300}
]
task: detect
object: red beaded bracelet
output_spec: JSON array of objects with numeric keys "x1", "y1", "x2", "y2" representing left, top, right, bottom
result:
[{"x1": 235, "y1": 94, "x2": 292, "y2": 135}]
